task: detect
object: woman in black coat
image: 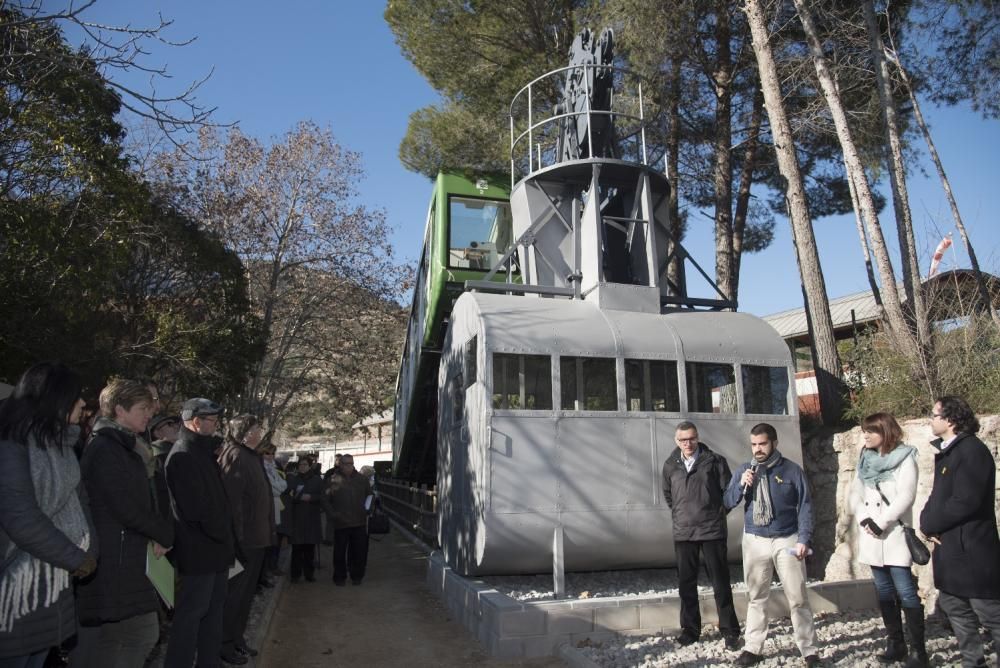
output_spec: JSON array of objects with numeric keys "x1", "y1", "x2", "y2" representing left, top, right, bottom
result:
[
  {"x1": 283, "y1": 458, "x2": 325, "y2": 582},
  {"x1": 0, "y1": 363, "x2": 97, "y2": 668},
  {"x1": 71, "y1": 380, "x2": 174, "y2": 668}
]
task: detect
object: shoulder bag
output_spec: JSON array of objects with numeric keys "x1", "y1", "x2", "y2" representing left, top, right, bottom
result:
[{"x1": 874, "y1": 482, "x2": 930, "y2": 565}]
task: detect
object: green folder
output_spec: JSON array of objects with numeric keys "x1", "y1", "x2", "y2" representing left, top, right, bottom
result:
[{"x1": 145, "y1": 542, "x2": 175, "y2": 608}]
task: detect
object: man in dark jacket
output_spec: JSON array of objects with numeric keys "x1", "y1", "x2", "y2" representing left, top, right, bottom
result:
[
  {"x1": 662, "y1": 421, "x2": 740, "y2": 649},
  {"x1": 73, "y1": 379, "x2": 174, "y2": 668},
  {"x1": 326, "y1": 453, "x2": 373, "y2": 586},
  {"x1": 920, "y1": 396, "x2": 1000, "y2": 668},
  {"x1": 164, "y1": 398, "x2": 235, "y2": 668},
  {"x1": 284, "y1": 456, "x2": 325, "y2": 582}
]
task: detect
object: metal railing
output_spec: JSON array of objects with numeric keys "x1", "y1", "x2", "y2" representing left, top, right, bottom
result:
[
  {"x1": 377, "y1": 478, "x2": 438, "y2": 548},
  {"x1": 509, "y1": 64, "x2": 660, "y2": 185}
]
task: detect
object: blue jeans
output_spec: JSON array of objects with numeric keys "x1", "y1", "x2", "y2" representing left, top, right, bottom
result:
[{"x1": 871, "y1": 565, "x2": 920, "y2": 607}]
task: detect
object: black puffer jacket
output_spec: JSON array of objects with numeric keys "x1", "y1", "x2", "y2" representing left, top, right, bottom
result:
[
  {"x1": 919, "y1": 432, "x2": 1000, "y2": 599},
  {"x1": 662, "y1": 443, "x2": 733, "y2": 542},
  {"x1": 76, "y1": 422, "x2": 174, "y2": 624},
  {"x1": 165, "y1": 427, "x2": 235, "y2": 575},
  {"x1": 0, "y1": 438, "x2": 93, "y2": 658}
]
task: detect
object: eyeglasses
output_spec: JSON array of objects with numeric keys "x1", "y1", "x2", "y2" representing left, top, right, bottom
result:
[{"x1": 676, "y1": 437, "x2": 698, "y2": 444}]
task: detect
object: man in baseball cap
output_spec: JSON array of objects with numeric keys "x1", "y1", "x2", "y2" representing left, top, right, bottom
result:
[{"x1": 164, "y1": 398, "x2": 234, "y2": 667}]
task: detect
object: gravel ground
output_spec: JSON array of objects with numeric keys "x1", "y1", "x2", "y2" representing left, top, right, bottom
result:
[
  {"x1": 481, "y1": 566, "x2": 822, "y2": 602},
  {"x1": 575, "y1": 609, "x2": 994, "y2": 667}
]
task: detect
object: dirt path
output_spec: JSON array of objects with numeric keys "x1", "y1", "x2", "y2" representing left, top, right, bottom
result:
[{"x1": 257, "y1": 534, "x2": 564, "y2": 668}]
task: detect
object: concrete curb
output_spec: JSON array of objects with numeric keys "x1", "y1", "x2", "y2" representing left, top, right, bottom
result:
[{"x1": 247, "y1": 574, "x2": 287, "y2": 662}]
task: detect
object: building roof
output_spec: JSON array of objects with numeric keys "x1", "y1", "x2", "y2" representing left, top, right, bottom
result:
[
  {"x1": 351, "y1": 409, "x2": 393, "y2": 430},
  {"x1": 762, "y1": 270, "x2": 1000, "y2": 341}
]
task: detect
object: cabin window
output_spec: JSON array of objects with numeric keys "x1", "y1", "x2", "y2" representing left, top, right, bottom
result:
[
  {"x1": 463, "y1": 337, "x2": 477, "y2": 389},
  {"x1": 560, "y1": 357, "x2": 617, "y2": 411},
  {"x1": 742, "y1": 365, "x2": 790, "y2": 415},
  {"x1": 448, "y1": 197, "x2": 513, "y2": 271},
  {"x1": 625, "y1": 359, "x2": 680, "y2": 412},
  {"x1": 686, "y1": 362, "x2": 737, "y2": 414},
  {"x1": 491, "y1": 353, "x2": 552, "y2": 410}
]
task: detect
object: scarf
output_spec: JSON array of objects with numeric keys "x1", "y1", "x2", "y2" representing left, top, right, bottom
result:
[
  {"x1": 858, "y1": 444, "x2": 916, "y2": 487},
  {"x1": 752, "y1": 449, "x2": 783, "y2": 527},
  {"x1": 0, "y1": 427, "x2": 91, "y2": 632}
]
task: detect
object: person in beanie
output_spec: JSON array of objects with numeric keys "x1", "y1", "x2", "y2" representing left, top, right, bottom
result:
[
  {"x1": 164, "y1": 398, "x2": 235, "y2": 668},
  {"x1": 849, "y1": 412, "x2": 926, "y2": 667},
  {"x1": 920, "y1": 396, "x2": 1000, "y2": 668}
]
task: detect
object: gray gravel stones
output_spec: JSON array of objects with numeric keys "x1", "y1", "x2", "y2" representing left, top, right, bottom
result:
[{"x1": 574, "y1": 609, "x2": 981, "y2": 667}]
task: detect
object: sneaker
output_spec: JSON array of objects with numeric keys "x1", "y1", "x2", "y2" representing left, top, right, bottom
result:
[
  {"x1": 736, "y1": 651, "x2": 763, "y2": 666},
  {"x1": 804, "y1": 655, "x2": 821, "y2": 667},
  {"x1": 674, "y1": 630, "x2": 698, "y2": 646},
  {"x1": 220, "y1": 651, "x2": 248, "y2": 666},
  {"x1": 724, "y1": 634, "x2": 742, "y2": 651}
]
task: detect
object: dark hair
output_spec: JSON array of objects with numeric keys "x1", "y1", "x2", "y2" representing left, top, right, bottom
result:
[
  {"x1": 936, "y1": 395, "x2": 980, "y2": 435},
  {"x1": 0, "y1": 362, "x2": 83, "y2": 448},
  {"x1": 861, "y1": 412, "x2": 904, "y2": 455},
  {"x1": 675, "y1": 421, "x2": 697, "y2": 434},
  {"x1": 225, "y1": 414, "x2": 261, "y2": 448},
  {"x1": 750, "y1": 422, "x2": 778, "y2": 443}
]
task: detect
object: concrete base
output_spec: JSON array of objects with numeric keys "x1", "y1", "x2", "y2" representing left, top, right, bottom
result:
[{"x1": 426, "y1": 550, "x2": 879, "y2": 659}]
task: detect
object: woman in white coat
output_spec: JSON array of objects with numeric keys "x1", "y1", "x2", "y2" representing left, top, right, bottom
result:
[{"x1": 850, "y1": 412, "x2": 927, "y2": 668}]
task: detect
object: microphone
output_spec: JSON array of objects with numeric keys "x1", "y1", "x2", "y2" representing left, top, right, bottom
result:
[{"x1": 743, "y1": 462, "x2": 759, "y2": 494}]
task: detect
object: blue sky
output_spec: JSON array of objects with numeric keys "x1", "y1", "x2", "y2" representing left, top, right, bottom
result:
[{"x1": 69, "y1": 2, "x2": 999, "y2": 317}]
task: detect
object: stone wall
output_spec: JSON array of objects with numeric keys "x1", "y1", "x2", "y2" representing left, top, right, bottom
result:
[{"x1": 803, "y1": 415, "x2": 1000, "y2": 606}]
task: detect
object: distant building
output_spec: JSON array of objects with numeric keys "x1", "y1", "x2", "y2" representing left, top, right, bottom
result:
[{"x1": 762, "y1": 269, "x2": 1000, "y2": 416}]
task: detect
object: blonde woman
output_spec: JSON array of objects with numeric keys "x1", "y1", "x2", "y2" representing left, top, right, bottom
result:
[{"x1": 850, "y1": 412, "x2": 927, "y2": 668}]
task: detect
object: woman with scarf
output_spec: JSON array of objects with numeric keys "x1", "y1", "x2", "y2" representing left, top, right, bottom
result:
[
  {"x1": 0, "y1": 362, "x2": 97, "y2": 668},
  {"x1": 850, "y1": 412, "x2": 927, "y2": 668}
]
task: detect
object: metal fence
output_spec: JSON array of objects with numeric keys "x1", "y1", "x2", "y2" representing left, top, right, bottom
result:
[{"x1": 378, "y1": 478, "x2": 438, "y2": 548}]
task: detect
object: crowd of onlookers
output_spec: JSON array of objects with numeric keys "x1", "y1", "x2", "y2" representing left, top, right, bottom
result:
[{"x1": 0, "y1": 362, "x2": 376, "y2": 668}]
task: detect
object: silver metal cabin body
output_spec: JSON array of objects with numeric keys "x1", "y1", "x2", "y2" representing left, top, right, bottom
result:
[{"x1": 437, "y1": 29, "x2": 800, "y2": 576}]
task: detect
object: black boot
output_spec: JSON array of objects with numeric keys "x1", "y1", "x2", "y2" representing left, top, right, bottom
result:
[
  {"x1": 878, "y1": 600, "x2": 907, "y2": 663},
  {"x1": 902, "y1": 605, "x2": 929, "y2": 668}
]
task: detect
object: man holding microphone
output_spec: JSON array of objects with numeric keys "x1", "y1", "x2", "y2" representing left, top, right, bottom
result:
[{"x1": 723, "y1": 423, "x2": 820, "y2": 667}]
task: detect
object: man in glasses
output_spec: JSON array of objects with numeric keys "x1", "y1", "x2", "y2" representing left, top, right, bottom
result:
[
  {"x1": 164, "y1": 398, "x2": 236, "y2": 667},
  {"x1": 662, "y1": 421, "x2": 741, "y2": 650}
]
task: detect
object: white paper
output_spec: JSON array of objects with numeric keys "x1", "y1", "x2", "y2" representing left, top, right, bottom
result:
[
  {"x1": 364, "y1": 495, "x2": 374, "y2": 512},
  {"x1": 228, "y1": 559, "x2": 244, "y2": 579}
]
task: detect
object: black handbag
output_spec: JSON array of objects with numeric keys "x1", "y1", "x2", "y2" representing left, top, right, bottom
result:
[
  {"x1": 875, "y1": 482, "x2": 930, "y2": 565},
  {"x1": 367, "y1": 501, "x2": 390, "y2": 535}
]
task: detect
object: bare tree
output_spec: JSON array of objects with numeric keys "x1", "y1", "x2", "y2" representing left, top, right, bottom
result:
[
  {"x1": 743, "y1": 0, "x2": 844, "y2": 424},
  {"x1": 152, "y1": 122, "x2": 407, "y2": 435}
]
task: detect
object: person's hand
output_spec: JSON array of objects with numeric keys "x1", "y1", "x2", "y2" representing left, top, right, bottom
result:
[
  {"x1": 152, "y1": 542, "x2": 171, "y2": 558},
  {"x1": 301, "y1": 493, "x2": 312, "y2": 502},
  {"x1": 926, "y1": 534, "x2": 941, "y2": 546},
  {"x1": 740, "y1": 468, "x2": 755, "y2": 488},
  {"x1": 793, "y1": 543, "x2": 809, "y2": 560},
  {"x1": 72, "y1": 553, "x2": 97, "y2": 578}
]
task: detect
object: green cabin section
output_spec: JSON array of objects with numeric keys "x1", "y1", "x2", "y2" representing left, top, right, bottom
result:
[{"x1": 394, "y1": 172, "x2": 517, "y2": 483}]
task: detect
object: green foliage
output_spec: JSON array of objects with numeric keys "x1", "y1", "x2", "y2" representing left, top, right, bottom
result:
[{"x1": 844, "y1": 315, "x2": 1000, "y2": 421}]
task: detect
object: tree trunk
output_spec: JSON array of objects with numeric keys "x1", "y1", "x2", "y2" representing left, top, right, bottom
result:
[
  {"x1": 792, "y1": 0, "x2": 921, "y2": 367},
  {"x1": 713, "y1": 0, "x2": 735, "y2": 307},
  {"x1": 862, "y1": 0, "x2": 935, "y2": 394},
  {"x1": 888, "y1": 47, "x2": 1000, "y2": 330},
  {"x1": 731, "y1": 85, "x2": 764, "y2": 307},
  {"x1": 743, "y1": 0, "x2": 844, "y2": 425},
  {"x1": 666, "y1": 56, "x2": 685, "y2": 294}
]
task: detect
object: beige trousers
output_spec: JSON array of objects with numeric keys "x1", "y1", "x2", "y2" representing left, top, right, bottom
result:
[{"x1": 742, "y1": 532, "x2": 818, "y2": 657}]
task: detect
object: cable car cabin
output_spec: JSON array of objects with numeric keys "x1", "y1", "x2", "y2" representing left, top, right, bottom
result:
[
  {"x1": 393, "y1": 173, "x2": 517, "y2": 483},
  {"x1": 437, "y1": 292, "x2": 799, "y2": 576}
]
